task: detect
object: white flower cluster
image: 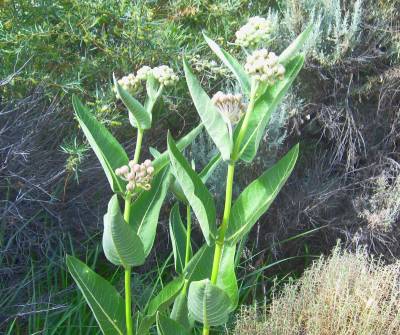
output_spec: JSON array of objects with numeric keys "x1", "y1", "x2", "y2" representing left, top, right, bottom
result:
[
  {"x1": 136, "y1": 65, "x2": 152, "y2": 81},
  {"x1": 115, "y1": 73, "x2": 140, "y2": 96},
  {"x1": 235, "y1": 16, "x2": 273, "y2": 48},
  {"x1": 244, "y1": 49, "x2": 285, "y2": 84},
  {"x1": 114, "y1": 65, "x2": 178, "y2": 98},
  {"x1": 152, "y1": 65, "x2": 178, "y2": 87},
  {"x1": 115, "y1": 159, "x2": 154, "y2": 191},
  {"x1": 211, "y1": 91, "x2": 246, "y2": 125}
]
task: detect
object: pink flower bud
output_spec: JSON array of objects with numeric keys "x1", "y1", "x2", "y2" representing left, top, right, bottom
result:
[
  {"x1": 127, "y1": 182, "x2": 136, "y2": 191},
  {"x1": 120, "y1": 165, "x2": 129, "y2": 175}
]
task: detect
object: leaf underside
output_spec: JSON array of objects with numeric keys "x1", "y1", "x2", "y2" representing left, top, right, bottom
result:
[{"x1": 66, "y1": 255, "x2": 126, "y2": 335}]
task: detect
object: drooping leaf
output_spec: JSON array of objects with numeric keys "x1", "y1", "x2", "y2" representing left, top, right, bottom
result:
[
  {"x1": 279, "y1": 25, "x2": 313, "y2": 65},
  {"x1": 188, "y1": 279, "x2": 231, "y2": 327},
  {"x1": 168, "y1": 133, "x2": 216, "y2": 245},
  {"x1": 147, "y1": 277, "x2": 185, "y2": 317},
  {"x1": 184, "y1": 244, "x2": 238, "y2": 309},
  {"x1": 156, "y1": 312, "x2": 191, "y2": 335},
  {"x1": 130, "y1": 166, "x2": 172, "y2": 257},
  {"x1": 236, "y1": 56, "x2": 304, "y2": 162},
  {"x1": 170, "y1": 284, "x2": 193, "y2": 330},
  {"x1": 113, "y1": 74, "x2": 151, "y2": 130},
  {"x1": 226, "y1": 144, "x2": 299, "y2": 245},
  {"x1": 203, "y1": 33, "x2": 251, "y2": 95},
  {"x1": 183, "y1": 59, "x2": 232, "y2": 161},
  {"x1": 102, "y1": 195, "x2": 145, "y2": 267},
  {"x1": 169, "y1": 203, "x2": 191, "y2": 274},
  {"x1": 152, "y1": 124, "x2": 203, "y2": 174},
  {"x1": 72, "y1": 95, "x2": 128, "y2": 193},
  {"x1": 66, "y1": 255, "x2": 126, "y2": 335}
]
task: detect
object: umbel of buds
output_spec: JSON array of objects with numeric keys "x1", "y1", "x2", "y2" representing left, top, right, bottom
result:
[
  {"x1": 244, "y1": 49, "x2": 285, "y2": 84},
  {"x1": 115, "y1": 73, "x2": 140, "y2": 96},
  {"x1": 235, "y1": 16, "x2": 273, "y2": 48},
  {"x1": 114, "y1": 65, "x2": 178, "y2": 98},
  {"x1": 152, "y1": 65, "x2": 179, "y2": 87},
  {"x1": 115, "y1": 159, "x2": 154, "y2": 191},
  {"x1": 211, "y1": 91, "x2": 246, "y2": 125}
]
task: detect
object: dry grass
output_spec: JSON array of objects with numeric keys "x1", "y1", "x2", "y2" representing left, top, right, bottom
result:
[{"x1": 233, "y1": 246, "x2": 400, "y2": 335}]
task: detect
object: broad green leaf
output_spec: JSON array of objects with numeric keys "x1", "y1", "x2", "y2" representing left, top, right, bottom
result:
[
  {"x1": 168, "y1": 133, "x2": 216, "y2": 245},
  {"x1": 171, "y1": 153, "x2": 222, "y2": 204},
  {"x1": 279, "y1": 25, "x2": 313, "y2": 65},
  {"x1": 188, "y1": 279, "x2": 231, "y2": 327},
  {"x1": 147, "y1": 277, "x2": 185, "y2": 316},
  {"x1": 130, "y1": 166, "x2": 172, "y2": 257},
  {"x1": 113, "y1": 74, "x2": 151, "y2": 129},
  {"x1": 145, "y1": 75, "x2": 164, "y2": 125},
  {"x1": 169, "y1": 203, "x2": 191, "y2": 274},
  {"x1": 198, "y1": 153, "x2": 222, "y2": 183},
  {"x1": 236, "y1": 56, "x2": 304, "y2": 162},
  {"x1": 203, "y1": 33, "x2": 251, "y2": 95},
  {"x1": 136, "y1": 314, "x2": 154, "y2": 335},
  {"x1": 149, "y1": 147, "x2": 162, "y2": 159},
  {"x1": 66, "y1": 255, "x2": 125, "y2": 335},
  {"x1": 226, "y1": 144, "x2": 299, "y2": 245},
  {"x1": 170, "y1": 284, "x2": 193, "y2": 330},
  {"x1": 183, "y1": 59, "x2": 232, "y2": 160},
  {"x1": 153, "y1": 124, "x2": 203, "y2": 174},
  {"x1": 156, "y1": 313, "x2": 191, "y2": 335},
  {"x1": 146, "y1": 74, "x2": 159, "y2": 100},
  {"x1": 102, "y1": 195, "x2": 145, "y2": 267},
  {"x1": 184, "y1": 244, "x2": 238, "y2": 309},
  {"x1": 72, "y1": 95, "x2": 128, "y2": 193}
]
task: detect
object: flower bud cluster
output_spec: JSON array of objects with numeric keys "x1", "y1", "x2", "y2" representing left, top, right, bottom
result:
[
  {"x1": 114, "y1": 65, "x2": 178, "y2": 98},
  {"x1": 136, "y1": 66, "x2": 152, "y2": 81},
  {"x1": 211, "y1": 91, "x2": 246, "y2": 125},
  {"x1": 191, "y1": 55, "x2": 231, "y2": 78},
  {"x1": 152, "y1": 65, "x2": 178, "y2": 87},
  {"x1": 244, "y1": 49, "x2": 285, "y2": 84},
  {"x1": 115, "y1": 159, "x2": 154, "y2": 191},
  {"x1": 115, "y1": 73, "x2": 140, "y2": 97},
  {"x1": 235, "y1": 16, "x2": 273, "y2": 48}
]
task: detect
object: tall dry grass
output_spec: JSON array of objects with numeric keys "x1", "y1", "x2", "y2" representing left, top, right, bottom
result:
[{"x1": 233, "y1": 246, "x2": 400, "y2": 335}]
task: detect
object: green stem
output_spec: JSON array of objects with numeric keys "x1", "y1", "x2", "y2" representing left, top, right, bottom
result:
[
  {"x1": 133, "y1": 128, "x2": 144, "y2": 164},
  {"x1": 232, "y1": 81, "x2": 258, "y2": 162},
  {"x1": 123, "y1": 195, "x2": 133, "y2": 335},
  {"x1": 123, "y1": 128, "x2": 144, "y2": 335},
  {"x1": 203, "y1": 82, "x2": 258, "y2": 335},
  {"x1": 185, "y1": 205, "x2": 192, "y2": 267},
  {"x1": 210, "y1": 162, "x2": 235, "y2": 284}
]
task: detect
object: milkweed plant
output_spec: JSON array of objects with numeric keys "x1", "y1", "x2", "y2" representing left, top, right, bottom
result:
[{"x1": 67, "y1": 17, "x2": 312, "y2": 335}]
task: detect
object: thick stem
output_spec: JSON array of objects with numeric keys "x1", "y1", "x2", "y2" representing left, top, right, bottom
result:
[
  {"x1": 123, "y1": 127, "x2": 144, "y2": 335},
  {"x1": 133, "y1": 128, "x2": 144, "y2": 164},
  {"x1": 123, "y1": 195, "x2": 133, "y2": 335},
  {"x1": 203, "y1": 83, "x2": 258, "y2": 335},
  {"x1": 185, "y1": 205, "x2": 192, "y2": 267},
  {"x1": 210, "y1": 162, "x2": 235, "y2": 284},
  {"x1": 232, "y1": 81, "x2": 258, "y2": 161}
]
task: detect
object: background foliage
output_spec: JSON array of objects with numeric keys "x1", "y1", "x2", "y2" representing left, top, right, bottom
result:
[{"x1": 1, "y1": 0, "x2": 400, "y2": 333}]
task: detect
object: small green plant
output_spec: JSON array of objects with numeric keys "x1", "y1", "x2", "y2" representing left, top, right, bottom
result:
[{"x1": 67, "y1": 17, "x2": 312, "y2": 335}]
